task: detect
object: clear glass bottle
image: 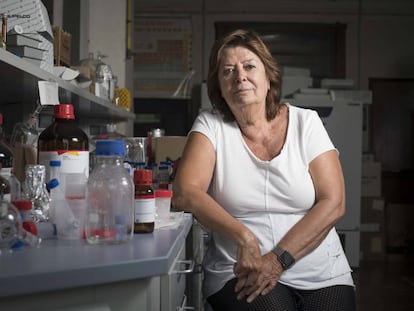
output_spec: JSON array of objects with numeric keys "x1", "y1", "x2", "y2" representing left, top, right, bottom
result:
[
  {"x1": 37, "y1": 104, "x2": 89, "y2": 182},
  {"x1": 86, "y1": 140, "x2": 134, "y2": 244},
  {"x1": 1, "y1": 14, "x2": 6, "y2": 50},
  {"x1": 0, "y1": 199, "x2": 41, "y2": 253},
  {"x1": 12, "y1": 200, "x2": 37, "y2": 236},
  {"x1": 0, "y1": 113, "x2": 14, "y2": 172},
  {"x1": 10, "y1": 103, "x2": 42, "y2": 182},
  {"x1": 0, "y1": 165, "x2": 10, "y2": 201},
  {"x1": 134, "y1": 169, "x2": 155, "y2": 233}
]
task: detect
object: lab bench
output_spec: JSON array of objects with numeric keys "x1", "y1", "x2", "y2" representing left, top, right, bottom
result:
[{"x1": 0, "y1": 213, "x2": 195, "y2": 311}]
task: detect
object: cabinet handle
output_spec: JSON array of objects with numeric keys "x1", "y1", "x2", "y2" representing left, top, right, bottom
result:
[
  {"x1": 174, "y1": 260, "x2": 194, "y2": 274},
  {"x1": 177, "y1": 294, "x2": 195, "y2": 311}
]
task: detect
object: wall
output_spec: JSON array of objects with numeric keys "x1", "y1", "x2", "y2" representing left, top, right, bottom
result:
[{"x1": 134, "y1": 0, "x2": 414, "y2": 90}]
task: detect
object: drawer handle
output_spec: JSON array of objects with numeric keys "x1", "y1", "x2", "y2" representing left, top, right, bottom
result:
[
  {"x1": 174, "y1": 260, "x2": 194, "y2": 274},
  {"x1": 177, "y1": 294, "x2": 195, "y2": 311}
]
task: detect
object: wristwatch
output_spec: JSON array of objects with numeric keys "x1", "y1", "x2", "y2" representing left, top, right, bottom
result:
[{"x1": 272, "y1": 245, "x2": 295, "y2": 270}]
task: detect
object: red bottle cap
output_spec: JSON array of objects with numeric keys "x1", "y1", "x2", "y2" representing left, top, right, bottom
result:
[
  {"x1": 134, "y1": 169, "x2": 152, "y2": 186},
  {"x1": 12, "y1": 200, "x2": 33, "y2": 211},
  {"x1": 54, "y1": 104, "x2": 75, "y2": 119},
  {"x1": 155, "y1": 189, "x2": 172, "y2": 198}
]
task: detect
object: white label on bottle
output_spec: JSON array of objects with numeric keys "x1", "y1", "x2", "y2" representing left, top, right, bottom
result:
[
  {"x1": 38, "y1": 150, "x2": 89, "y2": 180},
  {"x1": 134, "y1": 198, "x2": 155, "y2": 222}
]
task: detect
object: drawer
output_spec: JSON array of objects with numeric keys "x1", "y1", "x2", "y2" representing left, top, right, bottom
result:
[{"x1": 160, "y1": 244, "x2": 194, "y2": 311}]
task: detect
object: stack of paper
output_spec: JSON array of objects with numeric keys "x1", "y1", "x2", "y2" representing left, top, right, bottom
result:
[
  {"x1": 7, "y1": 33, "x2": 45, "y2": 66},
  {"x1": 1, "y1": 0, "x2": 54, "y2": 72}
]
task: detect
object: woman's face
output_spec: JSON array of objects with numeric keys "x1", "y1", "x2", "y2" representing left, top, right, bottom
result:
[{"x1": 218, "y1": 46, "x2": 270, "y2": 114}]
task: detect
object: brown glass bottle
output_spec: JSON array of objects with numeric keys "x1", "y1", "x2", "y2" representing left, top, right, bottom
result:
[
  {"x1": 134, "y1": 169, "x2": 155, "y2": 233},
  {"x1": 37, "y1": 104, "x2": 89, "y2": 181}
]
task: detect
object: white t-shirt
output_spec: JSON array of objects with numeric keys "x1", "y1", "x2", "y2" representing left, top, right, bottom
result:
[{"x1": 190, "y1": 104, "x2": 354, "y2": 298}]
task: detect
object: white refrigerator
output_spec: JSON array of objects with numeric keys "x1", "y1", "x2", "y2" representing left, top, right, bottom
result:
[{"x1": 288, "y1": 92, "x2": 365, "y2": 267}]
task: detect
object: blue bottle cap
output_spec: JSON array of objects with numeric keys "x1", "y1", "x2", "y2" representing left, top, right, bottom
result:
[
  {"x1": 95, "y1": 140, "x2": 126, "y2": 156},
  {"x1": 47, "y1": 178, "x2": 59, "y2": 190},
  {"x1": 49, "y1": 160, "x2": 61, "y2": 167}
]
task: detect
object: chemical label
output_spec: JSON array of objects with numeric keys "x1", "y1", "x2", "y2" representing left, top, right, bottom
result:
[
  {"x1": 134, "y1": 198, "x2": 155, "y2": 222},
  {"x1": 38, "y1": 150, "x2": 89, "y2": 180}
]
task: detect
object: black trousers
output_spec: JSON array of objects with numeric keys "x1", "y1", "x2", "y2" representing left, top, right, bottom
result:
[{"x1": 207, "y1": 278, "x2": 356, "y2": 311}]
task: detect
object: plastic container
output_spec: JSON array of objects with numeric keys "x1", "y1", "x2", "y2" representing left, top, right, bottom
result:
[
  {"x1": 155, "y1": 189, "x2": 172, "y2": 220},
  {"x1": 85, "y1": 140, "x2": 134, "y2": 244},
  {"x1": 134, "y1": 169, "x2": 155, "y2": 233},
  {"x1": 37, "y1": 104, "x2": 89, "y2": 182}
]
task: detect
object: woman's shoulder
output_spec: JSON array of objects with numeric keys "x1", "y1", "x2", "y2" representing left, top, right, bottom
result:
[{"x1": 286, "y1": 102, "x2": 320, "y2": 122}]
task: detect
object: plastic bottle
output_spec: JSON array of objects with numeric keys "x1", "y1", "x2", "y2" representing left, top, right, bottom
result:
[
  {"x1": 134, "y1": 169, "x2": 155, "y2": 233},
  {"x1": 47, "y1": 160, "x2": 81, "y2": 239},
  {"x1": 86, "y1": 140, "x2": 134, "y2": 244},
  {"x1": 37, "y1": 104, "x2": 89, "y2": 182}
]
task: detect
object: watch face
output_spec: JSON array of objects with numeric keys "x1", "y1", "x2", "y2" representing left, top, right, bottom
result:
[{"x1": 280, "y1": 251, "x2": 295, "y2": 269}]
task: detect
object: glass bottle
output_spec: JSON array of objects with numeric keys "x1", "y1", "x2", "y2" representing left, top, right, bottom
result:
[
  {"x1": 0, "y1": 199, "x2": 41, "y2": 253},
  {"x1": 1, "y1": 14, "x2": 6, "y2": 50},
  {"x1": 86, "y1": 140, "x2": 134, "y2": 244},
  {"x1": 0, "y1": 113, "x2": 14, "y2": 173},
  {"x1": 8, "y1": 168, "x2": 21, "y2": 201},
  {"x1": 10, "y1": 103, "x2": 42, "y2": 182},
  {"x1": 134, "y1": 169, "x2": 155, "y2": 233},
  {"x1": 0, "y1": 164, "x2": 10, "y2": 201},
  {"x1": 12, "y1": 200, "x2": 37, "y2": 236},
  {"x1": 37, "y1": 103, "x2": 89, "y2": 182}
]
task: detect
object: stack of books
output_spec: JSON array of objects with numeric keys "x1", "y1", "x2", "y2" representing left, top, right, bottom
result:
[{"x1": 7, "y1": 32, "x2": 45, "y2": 66}]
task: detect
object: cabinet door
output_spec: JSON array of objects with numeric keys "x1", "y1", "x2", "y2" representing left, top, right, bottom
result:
[{"x1": 160, "y1": 244, "x2": 194, "y2": 310}]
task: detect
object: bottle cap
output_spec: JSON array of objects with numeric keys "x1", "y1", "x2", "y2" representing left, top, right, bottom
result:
[
  {"x1": 134, "y1": 169, "x2": 152, "y2": 185},
  {"x1": 49, "y1": 160, "x2": 61, "y2": 167},
  {"x1": 12, "y1": 200, "x2": 32, "y2": 211},
  {"x1": 155, "y1": 189, "x2": 172, "y2": 198},
  {"x1": 47, "y1": 178, "x2": 60, "y2": 190},
  {"x1": 95, "y1": 140, "x2": 126, "y2": 156},
  {"x1": 54, "y1": 104, "x2": 75, "y2": 119}
]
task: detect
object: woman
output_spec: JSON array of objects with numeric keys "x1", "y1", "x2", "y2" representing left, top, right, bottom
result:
[{"x1": 172, "y1": 29, "x2": 356, "y2": 311}]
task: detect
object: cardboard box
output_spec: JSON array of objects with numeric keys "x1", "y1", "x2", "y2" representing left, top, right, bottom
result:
[
  {"x1": 71, "y1": 66, "x2": 96, "y2": 94},
  {"x1": 53, "y1": 26, "x2": 71, "y2": 66},
  {"x1": 361, "y1": 160, "x2": 381, "y2": 197},
  {"x1": 153, "y1": 136, "x2": 187, "y2": 165}
]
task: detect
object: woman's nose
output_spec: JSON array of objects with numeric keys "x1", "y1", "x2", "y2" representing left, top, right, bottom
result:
[{"x1": 235, "y1": 69, "x2": 246, "y2": 83}]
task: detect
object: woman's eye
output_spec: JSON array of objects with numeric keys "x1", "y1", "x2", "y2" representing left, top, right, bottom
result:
[
  {"x1": 245, "y1": 64, "x2": 255, "y2": 70},
  {"x1": 223, "y1": 68, "x2": 234, "y2": 76}
]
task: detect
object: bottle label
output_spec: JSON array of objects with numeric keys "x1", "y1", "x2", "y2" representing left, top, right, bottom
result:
[
  {"x1": 38, "y1": 150, "x2": 89, "y2": 180},
  {"x1": 134, "y1": 197, "x2": 155, "y2": 223}
]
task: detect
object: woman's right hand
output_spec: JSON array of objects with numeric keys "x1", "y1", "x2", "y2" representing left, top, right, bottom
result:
[{"x1": 234, "y1": 244, "x2": 282, "y2": 303}]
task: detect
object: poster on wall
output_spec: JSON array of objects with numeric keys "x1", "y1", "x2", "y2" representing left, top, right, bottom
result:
[{"x1": 134, "y1": 16, "x2": 193, "y2": 98}]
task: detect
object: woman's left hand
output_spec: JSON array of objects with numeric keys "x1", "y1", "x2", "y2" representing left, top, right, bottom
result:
[{"x1": 233, "y1": 251, "x2": 283, "y2": 303}]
